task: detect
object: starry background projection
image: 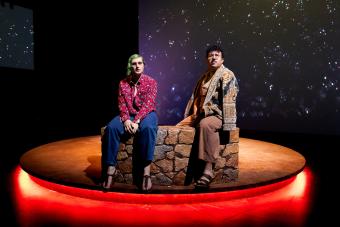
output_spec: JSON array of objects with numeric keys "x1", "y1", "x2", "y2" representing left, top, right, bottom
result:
[
  {"x1": 0, "y1": 4, "x2": 34, "y2": 70},
  {"x1": 139, "y1": 0, "x2": 340, "y2": 135}
]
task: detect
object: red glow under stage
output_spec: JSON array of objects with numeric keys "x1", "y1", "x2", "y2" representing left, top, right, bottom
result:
[{"x1": 12, "y1": 166, "x2": 313, "y2": 226}]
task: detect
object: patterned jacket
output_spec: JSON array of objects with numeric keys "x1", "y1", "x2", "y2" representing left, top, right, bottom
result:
[
  {"x1": 183, "y1": 65, "x2": 239, "y2": 130},
  {"x1": 118, "y1": 74, "x2": 157, "y2": 123}
]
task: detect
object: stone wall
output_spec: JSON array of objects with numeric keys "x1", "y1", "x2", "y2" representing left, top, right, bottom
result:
[{"x1": 102, "y1": 126, "x2": 239, "y2": 186}]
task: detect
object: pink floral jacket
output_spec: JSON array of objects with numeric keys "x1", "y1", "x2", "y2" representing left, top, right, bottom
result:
[{"x1": 118, "y1": 74, "x2": 157, "y2": 123}]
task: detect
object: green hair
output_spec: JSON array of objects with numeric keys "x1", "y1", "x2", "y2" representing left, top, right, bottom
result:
[{"x1": 126, "y1": 54, "x2": 144, "y2": 75}]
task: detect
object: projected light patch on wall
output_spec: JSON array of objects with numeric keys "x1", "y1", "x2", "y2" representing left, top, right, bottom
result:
[
  {"x1": 0, "y1": 3, "x2": 34, "y2": 70},
  {"x1": 139, "y1": 0, "x2": 340, "y2": 135}
]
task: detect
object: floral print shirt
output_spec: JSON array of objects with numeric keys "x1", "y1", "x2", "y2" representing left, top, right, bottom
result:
[{"x1": 118, "y1": 74, "x2": 157, "y2": 123}]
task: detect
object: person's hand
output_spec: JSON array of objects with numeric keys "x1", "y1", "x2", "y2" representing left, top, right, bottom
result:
[
  {"x1": 124, "y1": 120, "x2": 134, "y2": 134},
  {"x1": 130, "y1": 122, "x2": 139, "y2": 134}
]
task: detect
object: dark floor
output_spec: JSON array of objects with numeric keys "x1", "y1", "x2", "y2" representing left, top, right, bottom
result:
[
  {"x1": 241, "y1": 130, "x2": 338, "y2": 227},
  {"x1": 0, "y1": 127, "x2": 338, "y2": 226}
]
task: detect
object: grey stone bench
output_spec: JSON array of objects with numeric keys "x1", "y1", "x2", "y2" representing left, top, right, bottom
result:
[{"x1": 101, "y1": 126, "x2": 239, "y2": 186}]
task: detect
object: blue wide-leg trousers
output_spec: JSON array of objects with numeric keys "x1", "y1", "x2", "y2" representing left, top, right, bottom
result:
[{"x1": 102, "y1": 112, "x2": 158, "y2": 167}]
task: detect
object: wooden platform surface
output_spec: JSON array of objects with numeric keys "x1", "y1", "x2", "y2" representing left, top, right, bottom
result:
[{"x1": 20, "y1": 136, "x2": 306, "y2": 193}]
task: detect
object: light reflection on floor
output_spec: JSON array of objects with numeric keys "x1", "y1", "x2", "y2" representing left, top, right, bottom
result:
[{"x1": 12, "y1": 166, "x2": 313, "y2": 226}]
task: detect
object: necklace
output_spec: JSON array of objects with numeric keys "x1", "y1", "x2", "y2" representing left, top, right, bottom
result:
[
  {"x1": 130, "y1": 75, "x2": 141, "y2": 97},
  {"x1": 130, "y1": 75, "x2": 141, "y2": 87}
]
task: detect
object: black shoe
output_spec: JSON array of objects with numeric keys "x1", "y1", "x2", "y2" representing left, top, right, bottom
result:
[
  {"x1": 102, "y1": 166, "x2": 118, "y2": 191},
  {"x1": 195, "y1": 173, "x2": 214, "y2": 188}
]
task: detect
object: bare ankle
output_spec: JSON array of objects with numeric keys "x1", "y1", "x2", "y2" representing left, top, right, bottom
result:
[
  {"x1": 107, "y1": 165, "x2": 116, "y2": 175},
  {"x1": 143, "y1": 164, "x2": 151, "y2": 176},
  {"x1": 203, "y1": 162, "x2": 213, "y2": 176}
]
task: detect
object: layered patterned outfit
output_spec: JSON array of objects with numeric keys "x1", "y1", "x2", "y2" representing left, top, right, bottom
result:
[{"x1": 182, "y1": 65, "x2": 239, "y2": 163}]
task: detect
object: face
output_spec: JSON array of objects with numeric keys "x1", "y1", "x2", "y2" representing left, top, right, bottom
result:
[
  {"x1": 131, "y1": 57, "x2": 144, "y2": 75},
  {"x1": 207, "y1": 51, "x2": 224, "y2": 70}
]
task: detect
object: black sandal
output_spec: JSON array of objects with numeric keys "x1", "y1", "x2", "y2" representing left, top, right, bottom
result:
[
  {"x1": 195, "y1": 173, "x2": 214, "y2": 188},
  {"x1": 102, "y1": 166, "x2": 118, "y2": 190},
  {"x1": 142, "y1": 175, "x2": 152, "y2": 193}
]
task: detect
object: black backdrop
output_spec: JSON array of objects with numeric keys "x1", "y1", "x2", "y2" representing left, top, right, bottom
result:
[
  {"x1": 1, "y1": 0, "x2": 139, "y2": 151},
  {"x1": 0, "y1": 1, "x2": 138, "y2": 224}
]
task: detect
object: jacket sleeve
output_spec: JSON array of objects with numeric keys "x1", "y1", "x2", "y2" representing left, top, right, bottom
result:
[
  {"x1": 118, "y1": 81, "x2": 130, "y2": 122},
  {"x1": 222, "y1": 70, "x2": 239, "y2": 131}
]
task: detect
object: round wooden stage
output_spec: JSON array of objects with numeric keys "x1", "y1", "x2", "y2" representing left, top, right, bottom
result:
[{"x1": 20, "y1": 136, "x2": 305, "y2": 193}]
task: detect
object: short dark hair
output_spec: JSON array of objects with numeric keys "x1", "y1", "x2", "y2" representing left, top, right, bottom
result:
[{"x1": 206, "y1": 45, "x2": 224, "y2": 58}]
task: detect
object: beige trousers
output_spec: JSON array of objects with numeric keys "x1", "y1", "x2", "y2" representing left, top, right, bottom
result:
[{"x1": 198, "y1": 116, "x2": 222, "y2": 163}]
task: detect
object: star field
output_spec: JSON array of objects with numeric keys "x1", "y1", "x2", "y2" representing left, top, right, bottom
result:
[
  {"x1": 140, "y1": 0, "x2": 339, "y2": 134},
  {"x1": 0, "y1": 4, "x2": 34, "y2": 70}
]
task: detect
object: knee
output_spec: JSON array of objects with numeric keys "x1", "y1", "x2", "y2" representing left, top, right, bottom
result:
[
  {"x1": 106, "y1": 124, "x2": 114, "y2": 131},
  {"x1": 106, "y1": 123, "x2": 120, "y2": 133},
  {"x1": 199, "y1": 118, "x2": 210, "y2": 129},
  {"x1": 141, "y1": 125, "x2": 157, "y2": 133}
]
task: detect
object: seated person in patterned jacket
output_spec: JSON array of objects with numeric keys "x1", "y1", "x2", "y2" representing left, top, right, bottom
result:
[
  {"x1": 177, "y1": 45, "x2": 239, "y2": 188},
  {"x1": 101, "y1": 54, "x2": 158, "y2": 192}
]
